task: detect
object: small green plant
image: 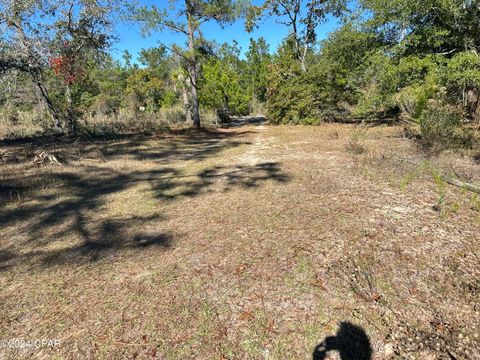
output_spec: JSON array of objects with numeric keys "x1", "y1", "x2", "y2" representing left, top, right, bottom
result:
[
  {"x1": 449, "y1": 202, "x2": 461, "y2": 214},
  {"x1": 470, "y1": 194, "x2": 480, "y2": 211},
  {"x1": 400, "y1": 169, "x2": 418, "y2": 191}
]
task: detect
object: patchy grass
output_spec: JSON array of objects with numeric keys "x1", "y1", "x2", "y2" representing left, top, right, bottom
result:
[{"x1": 0, "y1": 121, "x2": 479, "y2": 359}]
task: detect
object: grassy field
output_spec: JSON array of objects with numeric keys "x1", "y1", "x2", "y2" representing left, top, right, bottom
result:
[{"x1": 0, "y1": 119, "x2": 479, "y2": 359}]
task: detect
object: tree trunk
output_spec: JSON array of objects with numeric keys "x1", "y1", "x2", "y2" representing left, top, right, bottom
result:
[
  {"x1": 32, "y1": 73, "x2": 63, "y2": 132},
  {"x1": 186, "y1": 1, "x2": 201, "y2": 128},
  {"x1": 65, "y1": 84, "x2": 76, "y2": 135},
  {"x1": 300, "y1": 43, "x2": 308, "y2": 72},
  {"x1": 181, "y1": 86, "x2": 192, "y2": 123},
  {"x1": 12, "y1": 20, "x2": 63, "y2": 133},
  {"x1": 289, "y1": 11, "x2": 307, "y2": 72}
]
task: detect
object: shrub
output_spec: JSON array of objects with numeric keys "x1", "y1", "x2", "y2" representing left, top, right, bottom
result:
[
  {"x1": 443, "y1": 51, "x2": 480, "y2": 120},
  {"x1": 395, "y1": 80, "x2": 438, "y2": 120},
  {"x1": 267, "y1": 60, "x2": 338, "y2": 124},
  {"x1": 161, "y1": 90, "x2": 178, "y2": 108},
  {"x1": 268, "y1": 74, "x2": 323, "y2": 124},
  {"x1": 199, "y1": 58, "x2": 251, "y2": 116},
  {"x1": 0, "y1": 108, "x2": 47, "y2": 140},
  {"x1": 90, "y1": 94, "x2": 120, "y2": 116},
  {"x1": 419, "y1": 102, "x2": 472, "y2": 149},
  {"x1": 1, "y1": 103, "x2": 19, "y2": 125}
]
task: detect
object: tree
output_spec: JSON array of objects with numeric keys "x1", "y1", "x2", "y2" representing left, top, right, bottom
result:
[
  {"x1": 247, "y1": 0, "x2": 346, "y2": 71},
  {"x1": 126, "y1": 69, "x2": 164, "y2": 111},
  {"x1": 245, "y1": 37, "x2": 271, "y2": 103},
  {"x1": 360, "y1": 0, "x2": 480, "y2": 56},
  {"x1": 87, "y1": 55, "x2": 128, "y2": 115},
  {"x1": 199, "y1": 42, "x2": 251, "y2": 117},
  {"x1": 0, "y1": 0, "x2": 115, "y2": 134},
  {"x1": 131, "y1": 0, "x2": 245, "y2": 128},
  {"x1": 1, "y1": 0, "x2": 63, "y2": 130},
  {"x1": 138, "y1": 46, "x2": 168, "y2": 70}
]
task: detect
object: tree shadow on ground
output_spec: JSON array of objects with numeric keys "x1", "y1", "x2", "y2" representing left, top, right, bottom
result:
[
  {"x1": 313, "y1": 321, "x2": 372, "y2": 360},
  {"x1": 0, "y1": 128, "x2": 253, "y2": 165},
  {"x1": 224, "y1": 116, "x2": 267, "y2": 128},
  {"x1": 0, "y1": 129, "x2": 290, "y2": 271},
  {"x1": 94, "y1": 129, "x2": 254, "y2": 164}
]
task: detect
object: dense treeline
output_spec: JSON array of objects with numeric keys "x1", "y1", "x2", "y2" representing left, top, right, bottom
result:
[
  {"x1": 265, "y1": 0, "x2": 480, "y2": 149},
  {"x1": 1, "y1": 0, "x2": 479, "y2": 148}
]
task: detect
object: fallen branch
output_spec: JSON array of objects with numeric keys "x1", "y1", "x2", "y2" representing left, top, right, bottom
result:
[
  {"x1": 93, "y1": 147, "x2": 107, "y2": 162},
  {"x1": 33, "y1": 151, "x2": 62, "y2": 165},
  {"x1": 442, "y1": 176, "x2": 480, "y2": 194},
  {"x1": 389, "y1": 156, "x2": 480, "y2": 194}
]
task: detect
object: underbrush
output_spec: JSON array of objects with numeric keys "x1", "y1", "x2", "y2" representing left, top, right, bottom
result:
[
  {"x1": 0, "y1": 106, "x2": 223, "y2": 140},
  {"x1": 419, "y1": 103, "x2": 476, "y2": 150},
  {"x1": 80, "y1": 107, "x2": 186, "y2": 136},
  {"x1": 0, "y1": 107, "x2": 47, "y2": 139},
  {"x1": 349, "y1": 125, "x2": 480, "y2": 221}
]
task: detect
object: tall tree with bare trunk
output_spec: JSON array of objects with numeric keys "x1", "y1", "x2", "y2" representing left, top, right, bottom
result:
[{"x1": 130, "y1": 0, "x2": 246, "y2": 128}]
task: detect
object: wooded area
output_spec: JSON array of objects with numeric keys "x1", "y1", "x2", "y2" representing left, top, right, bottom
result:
[{"x1": 1, "y1": 0, "x2": 479, "y2": 149}]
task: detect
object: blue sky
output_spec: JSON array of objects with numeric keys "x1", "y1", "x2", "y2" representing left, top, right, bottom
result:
[{"x1": 112, "y1": 1, "x2": 341, "y2": 64}]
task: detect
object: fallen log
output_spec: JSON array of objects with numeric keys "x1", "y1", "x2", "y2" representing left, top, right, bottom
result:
[{"x1": 442, "y1": 176, "x2": 480, "y2": 195}]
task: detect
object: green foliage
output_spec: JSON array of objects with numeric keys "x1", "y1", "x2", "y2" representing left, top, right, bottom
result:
[
  {"x1": 419, "y1": 102, "x2": 471, "y2": 149},
  {"x1": 445, "y1": 52, "x2": 480, "y2": 91},
  {"x1": 351, "y1": 51, "x2": 396, "y2": 118},
  {"x1": 442, "y1": 51, "x2": 480, "y2": 119},
  {"x1": 268, "y1": 73, "x2": 323, "y2": 124},
  {"x1": 138, "y1": 46, "x2": 168, "y2": 69},
  {"x1": 391, "y1": 56, "x2": 441, "y2": 119},
  {"x1": 199, "y1": 55, "x2": 251, "y2": 116},
  {"x1": 267, "y1": 41, "x2": 308, "y2": 124},
  {"x1": 267, "y1": 41, "x2": 332, "y2": 124},
  {"x1": 126, "y1": 69, "x2": 164, "y2": 111},
  {"x1": 360, "y1": 0, "x2": 480, "y2": 55},
  {"x1": 161, "y1": 90, "x2": 178, "y2": 108},
  {"x1": 245, "y1": 37, "x2": 271, "y2": 103}
]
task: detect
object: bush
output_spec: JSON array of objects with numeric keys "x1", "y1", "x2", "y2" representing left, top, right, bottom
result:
[
  {"x1": 395, "y1": 80, "x2": 438, "y2": 119},
  {"x1": 268, "y1": 74, "x2": 323, "y2": 124},
  {"x1": 419, "y1": 102, "x2": 472, "y2": 149},
  {"x1": 267, "y1": 59, "x2": 338, "y2": 124},
  {"x1": 90, "y1": 94, "x2": 120, "y2": 116},
  {"x1": 1, "y1": 102, "x2": 19, "y2": 125},
  {"x1": 199, "y1": 58, "x2": 251, "y2": 116},
  {"x1": 161, "y1": 90, "x2": 178, "y2": 108},
  {"x1": 443, "y1": 51, "x2": 480, "y2": 120}
]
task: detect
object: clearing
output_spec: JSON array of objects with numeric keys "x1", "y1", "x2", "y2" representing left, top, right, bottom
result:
[{"x1": 0, "y1": 119, "x2": 479, "y2": 359}]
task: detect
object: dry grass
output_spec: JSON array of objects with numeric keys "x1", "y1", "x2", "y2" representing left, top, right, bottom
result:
[
  {"x1": 0, "y1": 107, "x2": 221, "y2": 140},
  {"x1": 0, "y1": 121, "x2": 479, "y2": 359}
]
